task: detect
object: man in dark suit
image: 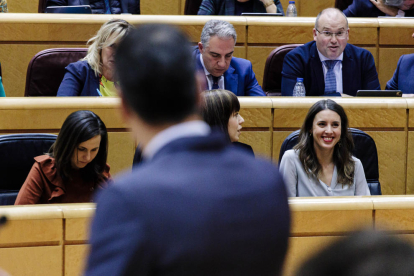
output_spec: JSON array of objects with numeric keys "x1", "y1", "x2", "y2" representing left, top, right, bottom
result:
[
  {"x1": 386, "y1": 53, "x2": 414, "y2": 94},
  {"x1": 281, "y1": 8, "x2": 380, "y2": 96},
  {"x1": 45, "y1": 0, "x2": 140, "y2": 14},
  {"x1": 84, "y1": 24, "x2": 290, "y2": 276},
  {"x1": 343, "y1": 0, "x2": 414, "y2": 17},
  {"x1": 195, "y1": 19, "x2": 265, "y2": 96}
]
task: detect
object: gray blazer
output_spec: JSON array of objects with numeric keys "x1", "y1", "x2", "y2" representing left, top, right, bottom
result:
[{"x1": 279, "y1": 150, "x2": 370, "y2": 197}]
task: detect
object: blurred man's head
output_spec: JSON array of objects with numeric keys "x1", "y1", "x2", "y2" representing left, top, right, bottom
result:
[
  {"x1": 313, "y1": 8, "x2": 349, "y2": 60},
  {"x1": 115, "y1": 24, "x2": 198, "y2": 126},
  {"x1": 198, "y1": 20, "x2": 237, "y2": 77},
  {"x1": 296, "y1": 230, "x2": 414, "y2": 276}
]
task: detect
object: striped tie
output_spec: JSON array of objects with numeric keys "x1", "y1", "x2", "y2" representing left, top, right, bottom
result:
[
  {"x1": 103, "y1": 0, "x2": 111, "y2": 14},
  {"x1": 324, "y1": 60, "x2": 339, "y2": 95}
]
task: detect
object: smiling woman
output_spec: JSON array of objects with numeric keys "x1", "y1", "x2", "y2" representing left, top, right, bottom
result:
[
  {"x1": 57, "y1": 19, "x2": 134, "y2": 97},
  {"x1": 15, "y1": 110, "x2": 111, "y2": 205},
  {"x1": 279, "y1": 99, "x2": 370, "y2": 197}
]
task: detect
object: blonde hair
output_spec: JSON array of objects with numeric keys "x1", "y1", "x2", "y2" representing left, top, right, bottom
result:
[{"x1": 83, "y1": 19, "x2": 133, "y2": 76}]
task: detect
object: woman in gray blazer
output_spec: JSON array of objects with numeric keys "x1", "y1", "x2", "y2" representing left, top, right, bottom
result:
[{"x1": 279, "y1": 99, "x2": 370, "y2": 197}]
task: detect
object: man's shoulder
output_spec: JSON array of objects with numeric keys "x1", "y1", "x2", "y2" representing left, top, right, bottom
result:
[
  {"x1": 400, "y1": 53, "x2": 414, "y2": 65},
  {"x1": 286, "y1": 41, "x2": 315, "y2": 58},
  {"x1": 230, "y1": 56, "x2": 252, "y2": 67},
  {"x1": 344, "y1": 43, "x2": 373, "y2": 58}
]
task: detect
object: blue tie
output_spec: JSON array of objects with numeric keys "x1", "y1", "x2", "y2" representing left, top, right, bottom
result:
[
  {"x1": 212, "y1": 76, "x2": 220, "y2": 90},
  {"x1": 104, "y1": 0, "x2": 111, "y2": 14},
  {"x1": 324, "y1": 60, "x2": 339, "y2": 95}
]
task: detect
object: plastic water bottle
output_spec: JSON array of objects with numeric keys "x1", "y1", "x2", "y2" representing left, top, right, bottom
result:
[
  {"x1": 293, "y1": 78, "x2": 305, "y2": 97},
  {"x1": 286, "y1": 1, "x2": 297, "y2": 17}
]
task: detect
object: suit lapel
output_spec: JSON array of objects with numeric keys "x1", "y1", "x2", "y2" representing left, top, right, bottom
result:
[
  {"x1": 342, "y1": 45, "x2": 352, "y2": 95},
  {"x1": 224, "y1": 63, "x2": 238, "y2": 95},
  {"x1": 310, "y1": 43, "x2": 325, "y2": 96}
]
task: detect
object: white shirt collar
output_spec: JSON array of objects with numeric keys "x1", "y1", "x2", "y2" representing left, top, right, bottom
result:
[
  {"x1": 200, "y1": 54, "x2": 211, "y2": 77},
  {"x1": 142, "y1": 120, "x2": 211, "y2": 161}
]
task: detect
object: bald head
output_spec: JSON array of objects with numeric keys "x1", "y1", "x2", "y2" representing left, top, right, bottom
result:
[{"x1": 315, "y1": 8, "x2": 348, "y2": 30}]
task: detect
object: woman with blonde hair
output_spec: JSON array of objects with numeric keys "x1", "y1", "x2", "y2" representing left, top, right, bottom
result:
[{"x1": 57, "y1": 19, "x2": 133, "y2": 96}]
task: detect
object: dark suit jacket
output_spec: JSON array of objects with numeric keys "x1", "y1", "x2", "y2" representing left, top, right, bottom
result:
[
  {"x1": 193, "y1": 47, "x2": 265, "y2": 96},
  {"x1": 197, "y1": 0, "x2": 284, "y2": 15},
  {"x1": 85, "y1": 131, "x2": 290, "y2": 276},
  {"x1": 343, "y1": 0, "x2": 414, "y2": 17},
  {"x1": 46, "y1": 0, "x2": 139, "y2": 13},
  {"x1": 386, "y1": 54, "x2": 414, "y2": 93},
  {"x1": 57, "y1": 61, "x2": 100, "y2": 96},
  {"x1": 281, "y1": 41, "x2": 380, "y2": 96}
]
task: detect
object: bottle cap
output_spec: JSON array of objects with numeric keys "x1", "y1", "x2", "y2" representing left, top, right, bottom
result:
[
  {"x1": 297, "y1": 78, "x2": 303, "y2": 82},
  {"x1": 289, "y1": 1, "x2": 295, "y2": 3}
]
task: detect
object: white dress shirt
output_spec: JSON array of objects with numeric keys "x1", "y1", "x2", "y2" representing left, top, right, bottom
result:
[{"x1": 199, "y1": 54, "x2": 224, "y2": 90}]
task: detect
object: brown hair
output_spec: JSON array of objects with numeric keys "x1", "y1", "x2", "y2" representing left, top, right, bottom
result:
[
  {"x1": 201, "y1": 89, "x2": 240, "y2": 141},
  {"x1": 294, "y1": 99, "x2": 355, "y2": 185}
]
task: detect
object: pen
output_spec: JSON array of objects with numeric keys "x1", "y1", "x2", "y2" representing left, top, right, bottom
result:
[{"x1": 96, "y1": 88, "x2": 102, "y2": 97}]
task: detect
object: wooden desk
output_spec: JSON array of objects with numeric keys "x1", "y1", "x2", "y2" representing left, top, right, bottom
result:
[
  {"x1": 1, "y1": 197, "x2": 414, "y2": 276},
  {"x1": 0, "y1": 15, "x2": 412, "y2": 97},
  {"x1": 0, "y1": 97, "x2": 412, "y2": 195}
]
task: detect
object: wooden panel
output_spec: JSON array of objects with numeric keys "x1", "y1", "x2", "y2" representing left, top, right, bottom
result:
[
  {"x1": 7, "y1": 0, "x2": 37, "y2": 13},
  {"x1": 66, "y1": 218, "x2": 91, "y2": 242},
  {"x1": 0, "y1": 44, "x2": 86, "y2": 97},
  {"x1": 274, "y1": 108, "x2": 307, "y2": 128},
  {"x1": 107, "y1": 132, "x2": 135, "y2": 175},
  {"x1": 239, "y1": 108, "x2": 271, "y2": 127},
  {"x1": 347, "y1": 28, "x2": 378, "y2": 46},
  {"x1": 284, "y1": 236, "x2": 340, "y2": 276},
  {"x1": 65, "y1": 245, "x2": 89, "y2": 276},
  {"x1": 0, "y1": 22, "x2": 101, "y2": 42},
  {"x1": 0, "y1": 219, "x2": 61, "y2": 245},
  {"x1": 248, "y1": 24, "x2": 314, "y2": 44},
  {"x1": 379, "y1": 19, "x2": 414, "y2": 46},
  {"x1": 248, "y1": 46, "x2": 277, "y2": 87},
  {"x1": 273, "y1": 131, "x2": 295, "y2": 163},
  {"x1": 238, "y1": 131, "x2": 271, "y2": 158},
  {"x1": 0, "y1": 98, "x2": 126, "y2": 130},
  {"x1": 291, "y1": 210, "x2": 373, "y2": 235},
  {"x1": 299, "y1": 0, "x2": 334, "y2": 17},
  {"x1": 378, "y1": 48, "x2": 414, "y2": 90},
  {"x1": 347, "y1": 109, "x2": 406, "y2": 128},
  {"x1": 233, "y1": 46, "x2": 246, "y2": 60},
  {"x1": 0, "y1": 246, "x2": 62, "y2": 276},
  {"x1": 375, "y1": 209, "x2": 414, "y2": 232},
  {"x1": 366, "y1": 131, "x2": 406, "y2": 195},
  {"x1": 406, "y1": 132, "x2": 414, "y2": 194},
  {"x1": 141, "y1": 0, "x2": 181, "y2": 15},
  {"x1": 180, "y1": 24, "x2": 246, "y2": 44}
]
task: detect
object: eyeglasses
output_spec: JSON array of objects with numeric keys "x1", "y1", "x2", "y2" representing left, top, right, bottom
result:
[{"x1": 316, "y1": 29, "x2": 348, "y2": 38}]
